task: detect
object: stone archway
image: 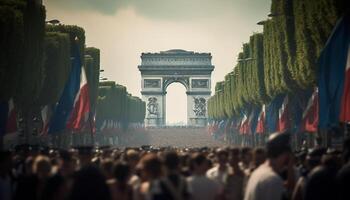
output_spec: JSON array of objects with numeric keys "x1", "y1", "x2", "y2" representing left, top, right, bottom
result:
[{"x1": 138, "y1": 49, "x2": 214, "y2": 127}]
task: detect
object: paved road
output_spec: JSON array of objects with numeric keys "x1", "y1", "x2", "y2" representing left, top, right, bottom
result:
[{"x1": 124, "y1": 127, "x2": 225, "y2": 147}]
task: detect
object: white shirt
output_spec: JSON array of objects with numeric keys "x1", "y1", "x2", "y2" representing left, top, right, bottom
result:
[
  {"x1": 244, "y1": 163, "x2": 285, "y2": 200},
  {"x1": 206, "y1": 165, "x2": 231, "y2": 186},
  {"x1": 187, "y1": 175, "x2": 221, "y2": 200}
]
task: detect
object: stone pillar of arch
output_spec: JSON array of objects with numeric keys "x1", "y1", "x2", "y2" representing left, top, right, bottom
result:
[{"x1": 138, "y1": 49, "x2": 214, "y2": 127}]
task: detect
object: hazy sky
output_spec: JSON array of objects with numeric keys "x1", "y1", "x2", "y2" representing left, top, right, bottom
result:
[{"x1": 44, "y1": 0, "x2": 270, "y2": 123}]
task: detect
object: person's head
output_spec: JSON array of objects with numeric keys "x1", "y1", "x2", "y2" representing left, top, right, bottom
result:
[
  {"x1": 59, "y1": 150, "x2": 75, "y2": 177},
  {"x1": 114, "y1": 162, "x2": 131, "y2": 184},
  {"x1": 253, "y1": 147, "x2": 266, "y2": 167},
  {"x1": 76, "y1": 146, "x2": 93, "y2": 167},
  {"x1": 266, "y1": 132, "x2": 291, "y2": 173},
  {"x1": 216, "y1": 148, "x2": 229, "y2": 166},
  {"x1": 125, "y1": 149, "x2": 140, "y2": 170},
  {"x1": 342, "y1": 137, "x2": 350, "y2": 163},
  {"x1": 139, "y1": 153, "x2": 162, "y2": 180},
  {"x1": 33, "y1": 155, "x2": 51, "y2": 179},
  {"x1": 69, "y1": 166, "x2": 111, "y2": 200},
  {"x1": 306, "y1": 147, "x2": 326, "y2": 170},
  {"x1": 101, "y1": 159, "x2": 114, "y2": 179},
  {"x1": 228, "y1": 148, "x2": 240, "y2": 167},
  {"x1": 190, "y1": 153, "x2": 209, "y2": 175},
  {"x1": 241, "y1": 147, "x2": 252, "y2": 165},
  {"x1": 323, "y1": 148, "x2": 342, "y2": 170},
  {"x1": 25, "y1": 156, "x2": 34, "y2": 175},
  {"x1": 164, "y1": 151, "x2": 180, "y2": 172}
]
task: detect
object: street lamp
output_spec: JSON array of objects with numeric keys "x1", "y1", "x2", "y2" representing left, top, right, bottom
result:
[
  {"x1": 268, "y1": 13, "x2": 279, "y2": 17},
  {"x1": 46, "y1": 19, "x2": 60, "y2": 25},
  {"x1": 257, "y1": 20, "x2": 267, "y2": 25}
]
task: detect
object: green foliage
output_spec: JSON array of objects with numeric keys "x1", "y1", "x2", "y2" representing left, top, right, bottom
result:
[
  {"x1": 38, "y1": 32, "x2": 71, "y2": 106},
  {"x1": 96, "y1": 82, "x2": 145, "y2": 128},
  {"x1": 0, "y1": 0, "x2": 46, "y2": 108},
  {"x1": 208, "y1": 0, "x2": 345, "y2": 122},
  {"x1": 46, "y1": 24, "x2": 85, "y2": 60},
  {"x1": 292, "y1": 0, "x2": 344, "y2": 88},
  {"x1": 0, "y1": 2, "x2": 24, "y2": 101},
  {"x1": 85, "y1": 47, "x2": 100, "y2": 113}
]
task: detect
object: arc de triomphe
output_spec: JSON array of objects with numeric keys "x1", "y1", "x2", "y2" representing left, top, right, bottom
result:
[{"x1": 138, "y1": 49, "x2": 214, "y2": 127}]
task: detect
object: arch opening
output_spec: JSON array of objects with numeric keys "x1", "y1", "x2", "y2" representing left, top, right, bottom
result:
[{"x1": 165, "y1": 82, "x2": 187, "y2": 126}]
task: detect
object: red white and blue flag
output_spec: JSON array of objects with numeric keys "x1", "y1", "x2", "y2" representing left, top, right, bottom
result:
[
  {"x1": 277, "y1": 96, "x2": 289, "y2": 132},
  {"x1": 340, "y1": 45, "x2": 350, "y2": 122},
  {"x1": 239, "y1": 114, "x2": 249, "y2": 134},
  {"x1": 255, "y1": 105, "x2": 266, "y2": 134},
  {"x1": 66, "y1": 67, "x2": 91, "y2": 132},
  {"x1": 301, "y1": 89, "x2": 319, "y2": 132},
  {"x1": 318, "y1": 15, "x2": 350, "y2": 128},
  {"x1": 40, "y1": 105, "x2": 52, "y2": 135},
  {"x1": 48, "y1": 43, "x2": 82, "y2": 134}
]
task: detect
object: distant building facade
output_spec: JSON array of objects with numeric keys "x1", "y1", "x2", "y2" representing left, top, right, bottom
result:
[{"x1": 138, "y1": 49, "x2": 214, "y2": 127}]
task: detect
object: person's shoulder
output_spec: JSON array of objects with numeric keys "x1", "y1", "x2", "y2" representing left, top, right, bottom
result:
[
  {"x1": 338, "y1": 162, "x2": 350, "y2": 176},
  {"x1": 206, "y1": 166, "x2": 218, "y2": 174},
  {"x1": 251, "y1": 165, "x2": 282, "y2": 184}
]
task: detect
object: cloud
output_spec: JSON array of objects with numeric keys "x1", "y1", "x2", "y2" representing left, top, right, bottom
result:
[{"x1": 46, "y1": 0, "x2": 269, "y2": 21}]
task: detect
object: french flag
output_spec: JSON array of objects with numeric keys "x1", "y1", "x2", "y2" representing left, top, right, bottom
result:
[
  {"x1": 318, "y1": 15, "x2": 350, "y2": 128},
  {"x1": 277, "y1": 96, "x2": 290, "y2": 132},
  {"x1": 301, "y1": 88, "x2": 319, "y2": 132},
  {"x1": 48, "y1": 43, "x2": 82, "y2": 134},
  {"x1": 255, "y1": 105, "x2": 266, "y2": 134},
  {"x1": 66, "y1": 67, "x2": 91, "y2": 132},
  {"x1": 40, "y1": 105, "x2": 52, "y2": 135},
  {"x1": 239, "y1": 114, "x2": 249, "y2": 134},
  {"x1": 340, "y1": 44, "x2": 350, "y2": 122}
]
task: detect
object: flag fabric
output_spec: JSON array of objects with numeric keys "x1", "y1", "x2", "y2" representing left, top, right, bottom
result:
[
  {"x1": 224, "y1": 119, "x2": 231, "y2": 136},
  {"x1": 6, "y1": 98, "x2": 17, "y2": 134},
  {"x1": 340, "y1": 44, "x2": 350, "y2": 122},
  {"x1": 212, "y1": 121, "x2": 219, "y2": 135},
  {"x1": 66, "y1": 67, "x2": 91, "y2": 132},
  {"x1": 301, "y1": 88, "x2": 319, "y2": 132},
  {"x1": 266, "y1": 95, "x2": 285, "y2": 133},
  {"x1": 277, "y1": 96, "x2": 290, "y2": 132},
  {"x1": 48, "y1": 43, "x2": 82, "y2": 134},
  {"x1": 40, "y1": 105, "x2": 53, "y2": 135},
  {"x1": 89, "y1": 113, "x2": 96, "y2": 134},
  {"x1": 249, "y1": 108, "x2": 260, "y2": 134},
  {"x1": 239, "y1": 114, "x2": 249, "y2": 134},
  {"x1": 256, "y1": 105, "x2": 266, "y2": 134},
  {"x1": 318, "y1": 15, "x2": 350, "y2": 128}
]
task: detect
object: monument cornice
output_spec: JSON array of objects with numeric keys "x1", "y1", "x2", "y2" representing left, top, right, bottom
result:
[
  {"x1": 138, "y1": 65, "x2": 214, "y2": 70},
  {"x1": 186, "y1": 91, "x2": 211, "y2": 95},
  {"x1": 141, "y1": 91, "x2": 167, "y2": 95},
  {"x1": 140, "y1": 70, "x2": 213, "y2": 76}
]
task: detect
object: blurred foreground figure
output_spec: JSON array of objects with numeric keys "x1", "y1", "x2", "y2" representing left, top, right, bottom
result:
[
  {"x1": 244, "y1": 132, "x2": 292, "y2": 200},
  {"x1": 187, "y1": 153, "x2": 221, "y2": 200},
  {"x1": 337, "y1": 137, "x2": 350, "y2": 200}
]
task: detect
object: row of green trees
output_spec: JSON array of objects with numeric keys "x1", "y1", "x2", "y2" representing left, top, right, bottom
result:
[
  {"x1": 208, "y1": 0, "x2": 345, "y2": 121},
  {"x1": 0, "y1": 0, "x2": 145, "y2": 135},
  {"x1": 97, "y1": 81, "x2": 146, "y2": 130}
]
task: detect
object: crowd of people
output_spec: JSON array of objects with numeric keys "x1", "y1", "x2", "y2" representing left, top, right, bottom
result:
[{"x1": 0, "y1": 131, "x2": 349, "y2": 200}]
